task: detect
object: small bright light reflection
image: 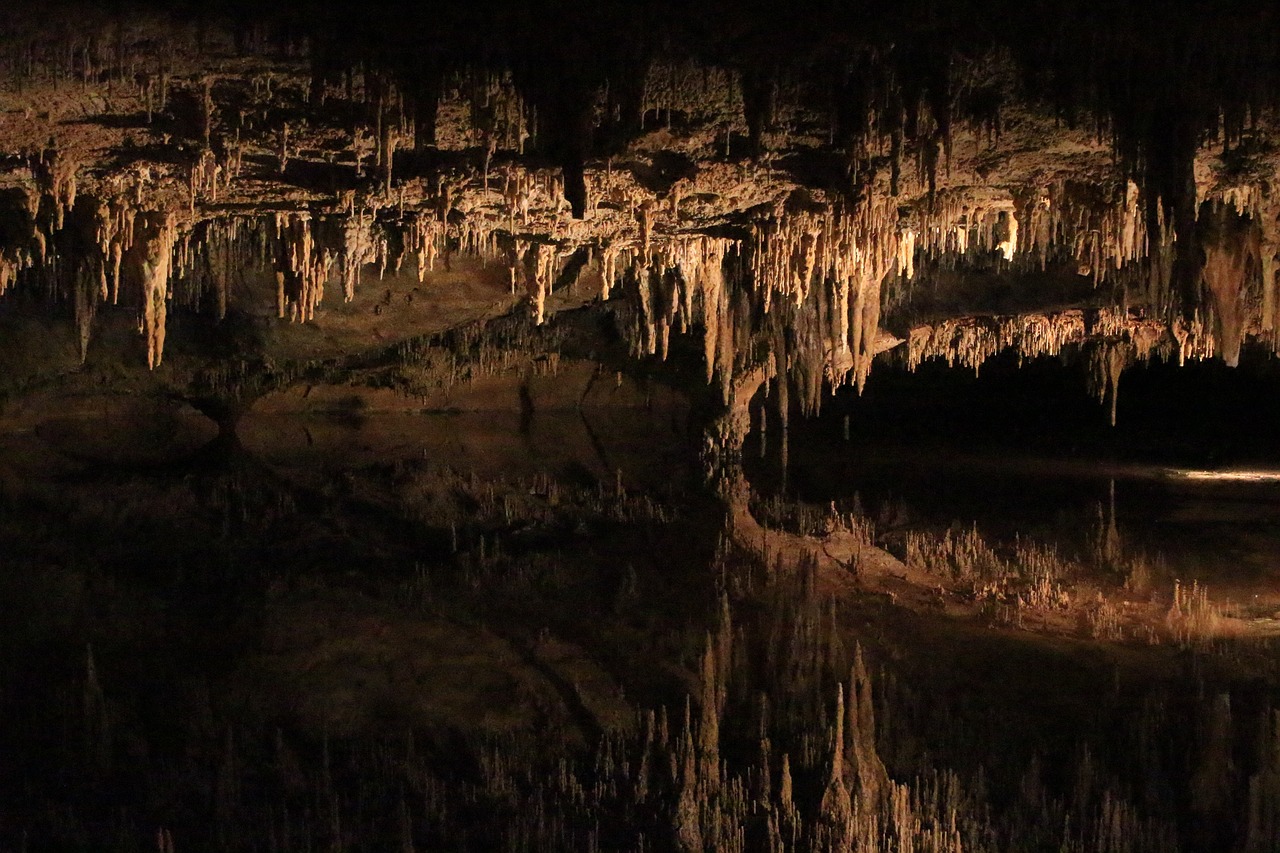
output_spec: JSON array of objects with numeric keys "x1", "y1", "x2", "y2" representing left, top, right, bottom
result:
[{"x1": 1166, "y1": 469, "x2": 1280, "y2": 483}]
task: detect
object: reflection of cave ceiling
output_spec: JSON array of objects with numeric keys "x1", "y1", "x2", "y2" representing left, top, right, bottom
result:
[{"x1": 1, "y1": 2, "x2": 1278, "y2": 416}]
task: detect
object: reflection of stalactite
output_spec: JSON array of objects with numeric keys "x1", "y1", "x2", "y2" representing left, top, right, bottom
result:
[{"x1": 73, "y1": 265, "x2": 97, "y2": 364}]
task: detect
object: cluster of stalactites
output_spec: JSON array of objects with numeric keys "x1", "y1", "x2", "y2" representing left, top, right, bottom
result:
[
  {"x1": 499, "y1": 166, "x2": 571, "y2": 231},
  {"x1": 751, "y1": 199, "x2": 902, "y2": 401},
  {"x1": 1012, "y1": 181, "x2": 1148, "y2": 281},
  {"x1": 433, "y1": 70, "x2": 529, "y2": 155},
  {"x1": 403, "y1": 216, "x2": 447, "y2": 282},
  {"x1": 600, "y1": 235, "x2": 738, "y2": 386},
  {"x1": 913, "y1": 195, "x2": 1020, "y2": 263},
  {"x1": 174, "y1": 217, "x2": 273, "y2": 321},
  {"x1": 274, "y1": 212, "x2": 334, "y2": 323},
  {"x1": 639, "y1": 60, "x2": 746, "y2": 130},
  {"x1": 341, "y1": 209, "x2": 379, "y2": 302},
  {"x1": 1259, "y1": 193, "x2": 1280, "y2": 344},
  {"x1": 94, "y1": 199, "x2": 138, "y2": 306},
  {"x1": 906, "y1": 306, "x2": 1215, "y2": 375},
  {"x1": 0, "y1": 248, "x2": 33, "y2": 297},
  {"x1": 1197, "y1": 197, "x2": 1266, "y2": 367},
  {"x1": 668, "y1": 236, "x2": 738, "y2": 403},
  {"x1": 904, "y1": 182, "x2": 1148, "y2": 288},
  {"x1": 188, "y1": 139, "x2": 244, "y2": 210}
]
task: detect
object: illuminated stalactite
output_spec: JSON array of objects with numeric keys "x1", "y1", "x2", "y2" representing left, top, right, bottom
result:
[
  {"x1": 1089, "y1": 340, "x2": 1131, "y2": 427},
  {"x1": 515, "y1": 239, "x2": 558, "y2": 326},
  {"x1": 275, "y1": 213, "x2": 334, "y2": 323},
  {"x1": 95, "y1": 200, "x2": 137, "y2": 306},
  {"x1": 167, "y1": 217, "x2": 280, "y2": 327},
  {"x1": 750, "y1": 199, "x2": 903, "y2": 405},
  {"x1": 0, "y1": 249, "x2": 31, "y2": 297},
  {"x1": 341, "y1": 209, "x2": 375, "y2": 302},
  {"x1": 135, "y1": 211, "x2": 177, "y2": 370},
  {"x1": 0, "y1": 64, "x2": 1273, "y2": 392},
  {"x1": 405, "y1": 215, "x2": 445, "y2": 281},
  {"x1": 906, "y1": 307, "x2": 1216, "y2": 376}
]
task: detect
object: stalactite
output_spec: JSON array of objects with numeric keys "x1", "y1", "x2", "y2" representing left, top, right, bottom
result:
[
  {"x1": 0, "y1": 249, "x2": 32, "y2": 296},
  {"x1": 73, "y1": 264, "x2": 97, "y2": 363},
  {"x1": 275, "y1": 213, "x2": 333, "y2": 322},
  {"x1": 1199, "y1": 200, "x2": 1260, "y2": 367},
  {"x1": 95, "y1": 199, "x2": 136, "y2": 305},
  {"x1": 199, "y1": 75, "x2": 214, "y2": 144},
  {"x1": 1088, "y1": 341, "x2": 1131, "y2": 427},
  {"x1": 135, "y1": 211, "x2": 177, "y2": 370},
  {"x1": 341, "y1": 209, "x2": 375, "y2": 302},
  {"x1": 405, "y1": 215, "x2": 445, "y2": 281},
  {"x1": 378, "y1": 108, "x2": 397, "y2": 196}
]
